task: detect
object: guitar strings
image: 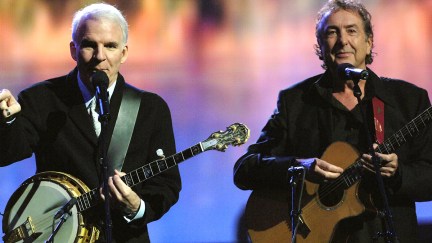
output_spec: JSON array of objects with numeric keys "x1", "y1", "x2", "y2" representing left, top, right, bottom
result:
[{"x1": 299, "y1": 157, "x2": 365, "y2": 219}]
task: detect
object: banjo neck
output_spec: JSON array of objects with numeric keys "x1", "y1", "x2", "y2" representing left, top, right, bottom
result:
[
  {"x1": 75, "y1": 122, "x2": 250, "y2": 212},
  {"x1": 76, "y1": 143, "x2": 203, "y2": 212}
]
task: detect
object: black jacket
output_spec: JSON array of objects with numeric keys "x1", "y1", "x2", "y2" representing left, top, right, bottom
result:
[
  {"x1": 1, "y1": 69, "x2": 182, "y2": 242},
  {"x1": 234, "y1": 69, "x2": 432, "y2": 242}
]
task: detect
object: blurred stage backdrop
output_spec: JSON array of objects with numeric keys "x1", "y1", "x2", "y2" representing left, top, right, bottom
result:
[{"x1": 1, "y1": 0, "x2": 431, "y2": 242}]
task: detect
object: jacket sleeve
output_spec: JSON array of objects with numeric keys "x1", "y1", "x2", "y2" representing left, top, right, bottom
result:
[
  {"x1": 0, "y1": 90, "x2": 40, "y2": 166},
  {"x1": 234, "y1": 91, "x2": 297, "y2": 191}
]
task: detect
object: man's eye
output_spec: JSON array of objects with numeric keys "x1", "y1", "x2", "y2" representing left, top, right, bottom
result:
[
  {"x1": 347, "y1": 28, "x2": 357, "y2": 34},
  {"x1": 325, "y1": 30, "x2": 337, "y2": 37}
]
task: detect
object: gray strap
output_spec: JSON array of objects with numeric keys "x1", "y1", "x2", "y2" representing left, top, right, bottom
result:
[{"x1": 107, "y1": 86, "x2": 141, "y2": 175}]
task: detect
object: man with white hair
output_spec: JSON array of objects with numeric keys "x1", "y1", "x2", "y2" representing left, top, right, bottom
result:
[{"x1": 0, "y1": 3, "x2": 181, "y2": 242}]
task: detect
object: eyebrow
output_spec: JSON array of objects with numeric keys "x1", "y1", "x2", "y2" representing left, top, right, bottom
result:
[
  {"x1": 105, "y1": 41, "x2": 119, "y2": 47},
  {"x1": 326, "y1": 23, "x2": 359, "y2": 29},
  {"x1": 80, "y1": 38, "x2": 95, "y2": 46},
  {"x1": 80, "y1": 39, "x2": 119, "y2": 47},
  {"x1": 344, "y1": 24, "x2": 359, "y2": 29}
]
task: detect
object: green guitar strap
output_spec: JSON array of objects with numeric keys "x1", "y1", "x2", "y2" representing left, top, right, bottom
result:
[{"x1": 107, "y1": 84, "x2": 141, "y2": 175}]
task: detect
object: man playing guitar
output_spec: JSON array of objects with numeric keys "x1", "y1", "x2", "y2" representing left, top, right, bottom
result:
[{"x1": 234, "y1": 0, "x2": 432, "y2": 242}]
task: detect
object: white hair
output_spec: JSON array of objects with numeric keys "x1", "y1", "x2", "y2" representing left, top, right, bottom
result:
[{"x1": 71, "y1": 3, "x2": 128, "y2": 45}]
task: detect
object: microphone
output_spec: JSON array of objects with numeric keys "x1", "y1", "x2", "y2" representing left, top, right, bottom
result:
[
  {"x1": 90, "y1": 70, "x2": 110, "y2": 121},
  {"x1": 54, "y1": 198, "x2": 77, "y2": 219},
  {"x1": 337, "y1": 63, "x2": 369, "y2": 80}
]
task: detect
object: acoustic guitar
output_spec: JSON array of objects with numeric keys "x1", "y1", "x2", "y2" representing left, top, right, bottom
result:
[
  {"x1": 2, "y1": 123, "x2": 250, "y2": 243},
  {"x1": 245, "y1": 106, "x2": 432, "y2": 242}
]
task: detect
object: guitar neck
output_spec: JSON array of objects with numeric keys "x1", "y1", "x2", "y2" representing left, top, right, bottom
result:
[
  {"x1": 339, "y1": 106, "x2": 432, "y2": 189},
  {"x1": 76, "y1": 143, "x2": 205, "y2": 212},
  {"x1": 375, "y1": 106, "x2": 432, "y2": 154}
]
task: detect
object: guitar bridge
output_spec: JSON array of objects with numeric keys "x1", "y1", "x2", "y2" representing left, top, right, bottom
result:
[{"x1": 3, "y1": 216, "x2": 40, "y2": 243}]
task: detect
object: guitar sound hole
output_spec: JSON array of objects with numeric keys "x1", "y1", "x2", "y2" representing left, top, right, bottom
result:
[{"x1": 317, "y1": 183, "x2": 344, "y2": 209}]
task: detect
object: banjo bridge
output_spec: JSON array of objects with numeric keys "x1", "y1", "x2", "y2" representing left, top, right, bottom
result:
[{"x1": 3, "y1": 216, "x2": 40, "y2": 243}]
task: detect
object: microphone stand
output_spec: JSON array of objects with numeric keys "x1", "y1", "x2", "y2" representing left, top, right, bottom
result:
[
  {"x1": 95, "y1": 85, "x2": 112, "y2": 243},
  {"x1": 45, "y1": 213, "x2": 71, "y2": 243},
  {"x1": 289, "y1": 166, "x2": 306, "y2": 243},
  {"x1": 351, "y1": 78, "x2": 398, "y2": 243}
]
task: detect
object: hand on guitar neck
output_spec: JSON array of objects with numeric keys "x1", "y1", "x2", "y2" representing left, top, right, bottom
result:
[{"x1": 360, "y1": 144, "x2": 399, "y2": 178}]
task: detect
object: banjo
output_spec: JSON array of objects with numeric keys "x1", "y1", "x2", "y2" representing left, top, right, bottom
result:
[{"x1": 2, "y1": 123, "x2": 250, "y2": 243}]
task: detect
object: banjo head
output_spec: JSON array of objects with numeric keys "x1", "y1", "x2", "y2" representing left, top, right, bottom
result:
[{"x1": 2, "y1": 171, "x2": 100, "y2": 243}]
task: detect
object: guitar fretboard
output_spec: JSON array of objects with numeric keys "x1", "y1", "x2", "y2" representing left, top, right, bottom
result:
[
  {"x1": 339, "y1": 106, "x2": 432, "y2": 189},
  {"x1": 376, "y1": 106, "x2": 432, "y2": 154},
  {"x1": 76, "y1": 143, "x2": 204, "y2": 212}
]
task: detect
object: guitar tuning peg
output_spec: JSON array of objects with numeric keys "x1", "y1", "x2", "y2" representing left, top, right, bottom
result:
[{"x1": 156, "y1": 149, "x2": 165, "y2": 158}]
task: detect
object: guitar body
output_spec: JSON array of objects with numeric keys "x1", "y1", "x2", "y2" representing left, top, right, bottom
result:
[
  {"x1": 2, "y1": 172, "x2": 100, "y2": 243},
  {"x1": 246, "y1": 142, "x2": 371, "y2": 243}
]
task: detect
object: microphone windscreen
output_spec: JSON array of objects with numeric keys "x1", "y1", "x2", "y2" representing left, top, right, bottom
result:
[
  {"x1": 337, "y1": 63, "x2": 354, "y2": 80},
  {"x1": 91, "y1": 70, "x2": 109, "y2": 89}
]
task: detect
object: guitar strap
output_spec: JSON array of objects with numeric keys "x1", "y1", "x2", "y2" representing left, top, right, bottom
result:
[
  {"x1": 372, "y1": 97, "x2": 385, "y2": 143},
  {"x1": 107, "y1": 85, "x2": 141, "y2": 175}
]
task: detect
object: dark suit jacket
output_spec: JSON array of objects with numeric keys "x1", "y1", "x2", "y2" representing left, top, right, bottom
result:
[
  {"x1": 234, "y1": 70, "x2": 432, "y2": 242},
  {"x1": 0, "y1": 69, "x2": 181, "y2": 242}
]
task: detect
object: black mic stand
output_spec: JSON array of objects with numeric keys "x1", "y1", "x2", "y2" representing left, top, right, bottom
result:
[
  {"x1": 45, "y1": 198, "x2": 77, "y2": 242},
  {"x1": 45, "y1": 212, "x2": 72, "y2": 243},
  {"x1": 289, "y1": 166, "x2": 306, "y2": 243},
  {"x1": 351, "y1": 78, "x2": 398, "y2": 243},
  {"x1": 95, "y1": 85, "x2": 112, "y2": 243}
]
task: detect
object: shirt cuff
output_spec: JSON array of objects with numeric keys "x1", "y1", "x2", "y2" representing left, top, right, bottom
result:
[
  {"x1": 3, "y1": 117, "x2": 16, "y2": 125},
  {"x1": 124, "y1": 199, "x2": 145, "y2": 223}
]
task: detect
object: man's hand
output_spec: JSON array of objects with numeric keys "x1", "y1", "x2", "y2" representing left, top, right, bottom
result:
[
  {"x1": 362, "y1": 149, "x2": 399, "y2": 178},
  {"x1": 0, "y1": 89, "x2": 21, "y2": 122},
  {"x1": 100, "y1": 169, "x2": 141, "y2": 215},
  {"x1": 296, "y1": 158, "x2": 344, "y2": 182}
]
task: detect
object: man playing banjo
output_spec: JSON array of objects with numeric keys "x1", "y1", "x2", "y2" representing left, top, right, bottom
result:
[{"x1": 0, "y1": 3, "x2": 181, "y2": 242}]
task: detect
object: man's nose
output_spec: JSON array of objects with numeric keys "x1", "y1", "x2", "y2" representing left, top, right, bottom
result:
[
  {"x1": 337, "y1": 32, "x2": 348, "y2": 46},
  {"x1": 94, "y1": 46, "x2": 106, "y2": 61}
]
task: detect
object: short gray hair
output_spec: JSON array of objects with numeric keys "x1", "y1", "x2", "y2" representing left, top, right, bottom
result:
[{"x1": 71, "y1": 3, "x2": 128, "y2": 45}]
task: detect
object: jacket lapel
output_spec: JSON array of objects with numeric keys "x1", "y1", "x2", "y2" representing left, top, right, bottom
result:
[
  {"x1": 63, "y1": 69, "x2": 99, "y2": 145},
  {"x1": 63, "y1": 70, "x2": 127, "y2": 147},
  {"x1": 311, "y1": 73, "x2": 334, "y2": 150}
]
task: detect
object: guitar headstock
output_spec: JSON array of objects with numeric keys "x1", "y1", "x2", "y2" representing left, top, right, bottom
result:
[{"x1": 201, "y1": 123, "x2": 250, "y2": 152}]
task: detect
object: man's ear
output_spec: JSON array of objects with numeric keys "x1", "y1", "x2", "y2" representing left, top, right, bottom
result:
[
  {"x1": 70, "y1": 41, "x2": 77, "y2": 61},
  {"x1": 120, "y1": 44, "x2": 128, "y2": 64},
  {"x1": 366, "y1": 36, "x2": 373, "y2": 56}
]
